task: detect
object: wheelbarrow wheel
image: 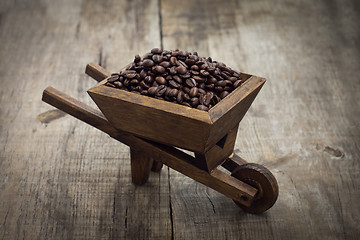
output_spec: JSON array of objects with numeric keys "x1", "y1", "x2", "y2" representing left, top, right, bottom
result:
[{"x1": 231, "y1": 163, "x2": 279, "y2": 214}]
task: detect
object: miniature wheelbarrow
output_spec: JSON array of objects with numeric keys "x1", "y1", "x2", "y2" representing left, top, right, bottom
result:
[{"x1": 42, "y1": 62, "x2": 279, "y2": 214}]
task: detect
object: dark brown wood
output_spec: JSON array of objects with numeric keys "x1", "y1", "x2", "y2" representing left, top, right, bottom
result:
[
  {"x1": 85, "y1": 62, "x2": 110, "y2": 82},
  {"x1": 42, "y1": 87, "x2": 258, "y2": 206},
  {"x1": 231, "y1": 163, "x2": 279, "y2": 214},
  {"x1": 222, "y1": 153, "x2": 248, "y2": 172},
  {"x1": 151, "y1": 160, "x2": 164, "y2": 172},
  {"x1": 130, "y1": 148, "x2": 154, "y2": 185},
  {"x1": 196, "y1": 124, "x2": 239, "y2": 172},
  {"x1": 87, "y1": 63, "x2": 264, "y2": 154}
]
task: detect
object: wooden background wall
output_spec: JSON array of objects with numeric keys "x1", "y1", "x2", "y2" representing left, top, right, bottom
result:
[{"x1": 0, "y1": 0, "x2": 359, "y2": 239}]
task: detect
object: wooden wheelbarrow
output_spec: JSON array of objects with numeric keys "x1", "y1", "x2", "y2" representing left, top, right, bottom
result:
[{"x1": 42, "y1": 62, "x2": 279, "y2": 214}]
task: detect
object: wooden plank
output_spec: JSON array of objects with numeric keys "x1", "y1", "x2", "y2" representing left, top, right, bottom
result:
[
  {"x1": 161, "y1": 0, "x2": 360, "y2": 239},
  {"x1": 0, "y1": 0, "x2": 172, "y2": 239}
]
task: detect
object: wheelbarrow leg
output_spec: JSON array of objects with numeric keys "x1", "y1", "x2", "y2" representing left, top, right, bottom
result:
[
  {"x1": 151, "y1": 160, "x2": 163, "y2": 172},
  {"x1": 130, "y1": 148, "x2": 154, "y2": 185}
]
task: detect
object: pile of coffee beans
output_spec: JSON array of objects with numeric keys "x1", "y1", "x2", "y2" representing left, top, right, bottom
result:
[{"x1": 105, "y1": 48, "x2": 244, "y2": 111}]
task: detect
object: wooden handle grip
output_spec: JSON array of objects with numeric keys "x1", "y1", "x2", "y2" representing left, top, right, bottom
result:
[
  {"x1": 85, "y1": 62, "x2": 110, "y2": 82},
  {"x1": 42, "y1": 86, "x2": 117, "y2": 135}
]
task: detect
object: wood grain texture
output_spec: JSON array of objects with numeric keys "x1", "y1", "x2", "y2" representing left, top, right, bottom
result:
[
  {"x1": 161, "y1": 0, "x2": 360, "y2": 239},
  {"x1": 0, "y1": 0, "x2": 360, "y2": 239}
]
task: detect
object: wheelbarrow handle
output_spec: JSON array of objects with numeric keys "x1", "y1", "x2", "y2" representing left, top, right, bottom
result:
[{"x1": 85, "y1": 62, "x2": 110, "y2": 82}]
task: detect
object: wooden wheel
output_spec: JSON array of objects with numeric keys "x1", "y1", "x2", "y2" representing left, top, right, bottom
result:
[{"x1": 231, "y1": 163, "x2": 279, "y2": 214}]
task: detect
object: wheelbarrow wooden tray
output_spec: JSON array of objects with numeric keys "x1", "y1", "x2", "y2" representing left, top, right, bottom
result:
[{"x1": 88, "y1": 74, "x2": 265, "y2": 154}]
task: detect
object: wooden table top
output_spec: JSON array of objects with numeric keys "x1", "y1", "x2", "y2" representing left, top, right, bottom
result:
[{"x1": 0, "y1": 0, "x2": 359, "y2": 239}]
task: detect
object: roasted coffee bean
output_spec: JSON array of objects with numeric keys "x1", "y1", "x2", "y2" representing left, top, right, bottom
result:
[
  {"x1": 160, "y1": 61, "x2": 171, "y2": 68},
  {"x1": 130, "y1": 79, "x2": 139, "y2": 85},
  {"x1": 172, "y1": 75, "x2": 181, "y2": 84},
  {"x1": 176, "y1": 65, "x2": 187, "y2": 75},
  {"x1": 183, "y1": 93, "x2": 191, "y2": 102},
  {"x1": 155, "y1": 76, "x2": 167, "y2": 85},
  {"x1": 198, "y1": 83, "x2": 206, "y2": 90},
  {"x1": 155, "y1": 85, "x2": 167, "y2": 96},
  {"x1": 105, "y1": 82, "x2": 116, "y2": 88},
  {"x1": 139, "y1": 69, "x2": 147, "y2": 79},
  {"x1": 197, "y1": 105, "x2": 209, "y2": 111},
  {"x1": 200, "y1": 70, "x2": 209, "y2": 77},
  {"x1": 229, "y1": 77, "x2": 238, "y2": 83},
  {"x1": 144, "y1": 75, "x2": 154, "y2": 84},
  {"x1": 191, "y1": 65, "x2": 200, "y2": 71},
  {"x1": 233, "y1": 80, "x2": 242, "y2": 88},
  {"x1": 153, "y1": 65, "x2": 166, "y2": 74},
  {"x1": 168, "y1": 88, "x2": 178, "y2": 97},
  {"x1": 134, "y1": 54, "x2": 141, "y2": 63},
  {"x1": 106, "y1": 49, "x2": 246, "y2": 111},
  {"x1": 183, "y1": 86, "x2": 190, "y2": 94},
  {"x1": 151, "y1": 48, "x2": 162, "y2": 54},
  {"x1": 179, "y1": 72, "x2": 191, "y2": 79},
  {"x1": 224, "y1": 86, "x2": 231, "y2": 91},
  {"x1": 152, "y1": 54, "x2": 163, "y2": 63},
  {"x1": 189, "y1": 87, "x2": 198, "y2": 97},
  {"x1": 185, "y1": 78, "x2": 197, "y2": 88},
  {"x1": 182, "y1": 102, "x2": 191, "y2": 107},
  {"x1": 205, "y1": 84, "x2": 215, "y2": 90},
  {"x1": 124, "y1": 70, "x2": 137, "y2": 79},
  {"x1": 142, "y1": 59, "x2": 155, "y2": 68},
  {"x1": 107, "y1": 75, "x2": 119, "y2": 83},
  {"x1": 170, "y1": 56, "x2": 177, "y2": 65},
  {"x1": 219, "y1": 91, "x2": 230, "y2": 99},
  {"x1": 216, "y1": 80, "x2": 227, "y2": 87},
  {"x1": 113, "y1": 81, "x2": 123, "y2": 88},
  {"x1": 139, "y1": 81, "x2": 150, "y2": 89},
  {"x1": 177, "y1": 91, "x2": 184, "y2": 103},
  {"x1": 190, "y1": 97, "x2": 199, "y2": 107},
  {"x1": 169, "y1": 80, "x2": 180, "y2": 88},
  {"x1": 193, "y1": 75, "x2": 206, "y2": 83},
  {"x1": 214, "y1": 86, "x2": 223, "y2": 92}
]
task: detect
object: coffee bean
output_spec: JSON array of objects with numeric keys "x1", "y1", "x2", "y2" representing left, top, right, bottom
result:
[
  {"x1": 233, "y1": 80, "x2": 242, "y2": 88},
  {"x1": 152, "y1": 54, "x2": 163, "y2": 63},
  {"x1": 189, "y1": 87, "x2": 198, "y2": 97},
  {"x1": 107, "y1": 75, "x2": 119, "y2": 83},
  {"x1": 173, "y1": 75, "x2": 182, "y2": 84},
  {"x1": 169, "y1": 80, "x2": 180, "y2": 88},
  {"x1": 200, "y1": 70, "x2": 209, "y2": 77},
  {"x1": 176, "y1": 65, "x2": 187, "y2": 75},
  {"x1": 185, "y1": 78, "x2": 197, "y2": 88},
  {"x1": 170, "y1": 56, "x2": 177, "y2": 65},
  {"x1": 134, "y1": 54, "x2": 141, "y2": 63},
  {"x1": 191, "y1": 65, "x2": 200, "y2": 71},
  {"x1": 106, "y1": 49, "x2": 246, "y2": 111},
  {"x1": 197, "y1": 105, "x2": 209, "y2": 111},
  {"x1": 160, "y1": 61, "x2": 171, "y2": 68},
  {"x1": 130, "y1": 79, "x2": 139, "y2": 85},
  {"x1": 177, "y1": 91, "x2": 184, "y2": 103},
  {"x1": 190, "y1": 97, "x2": 199, "y2": 107},
  {"x1": 151, "y1": 48, "x2": 162, "y2": 54},
  {"x1": 205, "y1": 84, "x2": 215, "y2": 90},
  {"x1": 193, "y1": 75, "x2": 206, "y2": 83},
  {"x1": 142, "y1": 59, "x2": 155, "y2": 68},
  {"x1": 153, "y1": 65, "x2": 166, "y2": 74},
  {"x1": 105, "y1": 82, "x2": 116, "y2": 88},
  {"x1": 124, "y1": 70, "x2": 137, "y2": 79},
  {"x1": 168, "y1": 88, "x2": 178, "y2": 97},
  {"x1": 155, "y1": 76, "x2": 167, "y2": 85},
  {"x1": 113, "y1": 81, "x2": 123, "y2": 88},
  {"x1": 139, "y1": 81, "x2": 150, "y2": 89},
  {"x1": 219, "y1": 91, "x2": 229, "y2": 99},
  {"x1": 144, "y1": 76, "x2": 154, "y2": 84},
  {"x1": 155, "y1": 85, "x2": 167, "y2": 96}
]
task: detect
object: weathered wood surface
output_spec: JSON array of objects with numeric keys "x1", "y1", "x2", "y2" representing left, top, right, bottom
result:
[{"x1": 0, "y1": 0, "x2": 359, "y2": 239}]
